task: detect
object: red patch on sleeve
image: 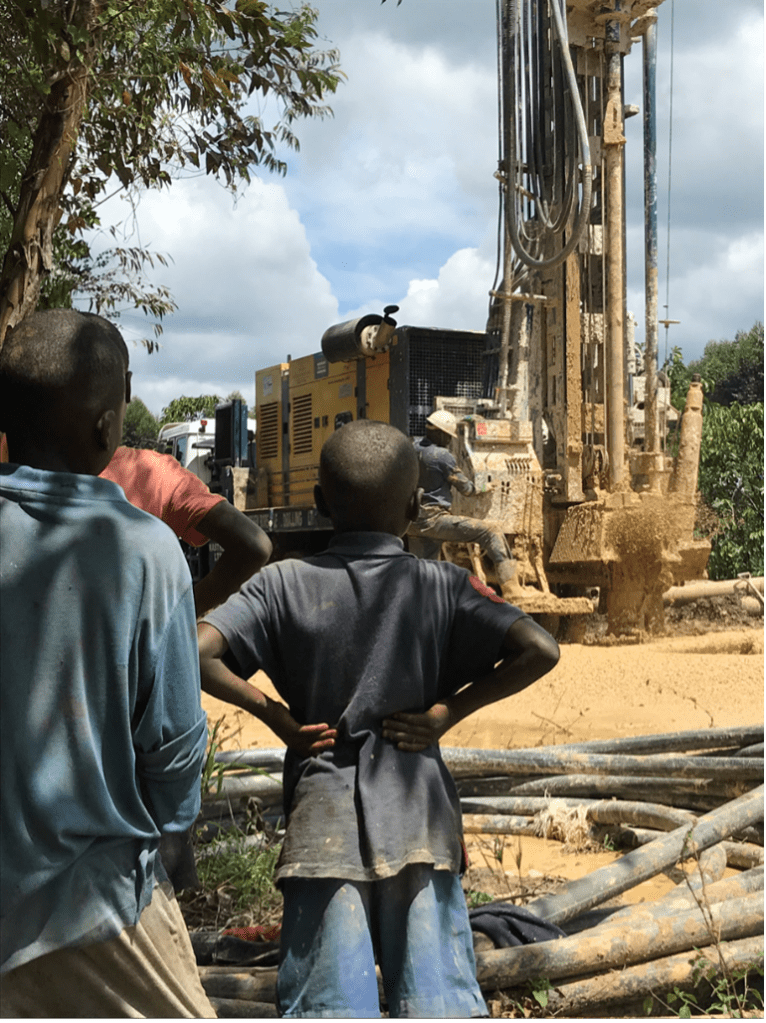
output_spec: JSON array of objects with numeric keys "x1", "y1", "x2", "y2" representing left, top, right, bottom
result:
[{"x1": 469, "y1": 575, "x2": 506, "y2": 603}]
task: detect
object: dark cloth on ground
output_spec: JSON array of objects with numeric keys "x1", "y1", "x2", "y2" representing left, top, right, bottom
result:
[{"x1": 469, "y1": 903, "x2": 567, "y2": 948}]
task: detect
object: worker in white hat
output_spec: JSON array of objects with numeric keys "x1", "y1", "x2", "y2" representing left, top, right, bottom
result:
[{"x1": 409, "y1": 410, "x2": 521, "y2": 600}]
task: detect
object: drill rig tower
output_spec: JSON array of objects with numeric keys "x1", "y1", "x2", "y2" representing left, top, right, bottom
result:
[{"x1": 452, "y1": 0, "x2": 709, "y2": 633}]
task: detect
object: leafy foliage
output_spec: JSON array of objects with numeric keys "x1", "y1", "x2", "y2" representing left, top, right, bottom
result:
[
  {"x1": 666, "y1": 322, "x2": 764, "y2": 410},
  {"x1": 665, "y1": 325, "x2": 764, "y2": 580},
  {"x1": 122, "y1": 397, "x2": 160, "y2": 448},
  {"x1": 194, "y1": 834, "x2": 282, "y2": 922},
  {"x1": 702, "y1": 323, "x2": 764, "y2": 406},
  {"x1": 0, "y1": 0, "x2": 342, "y2": 339},
  {"x1": 698, "y1": 402, "x2": 764, "y2": 579},
  {"x1": 653, "y1": 954, "x2": 764, "y2": 1018},
  {"x1": 159, "y1": 394, "x2": 222, "y2": 424}
]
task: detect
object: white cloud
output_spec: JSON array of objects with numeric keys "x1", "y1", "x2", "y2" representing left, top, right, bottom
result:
[
  {"x1": 93, "y1": 0, "x2": 761, "y2": 406},
  {"x1": 106, "y1": 177, "x2": 340, "y2": 413},
  {"x1": 671, "y1": 231, "x2": 764, "y2": 351},
  {"x1": 129, "y1": 371, "x2": 253, "y2": 420},
  {"x1": 394, "y1": 246, "x2": 496, "y2": 330},
  {"x1": 283, "y1": 31, "x2": 498, "y2": 248}
]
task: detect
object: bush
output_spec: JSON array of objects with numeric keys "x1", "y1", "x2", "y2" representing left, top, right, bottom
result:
[{"x1": 697, "y1": 402, "x2": 764, "y2": 579}]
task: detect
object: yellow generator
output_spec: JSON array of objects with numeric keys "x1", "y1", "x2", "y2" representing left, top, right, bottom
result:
[{"x1": 250, "y1": 313, "x2": 490, "y2": 541}]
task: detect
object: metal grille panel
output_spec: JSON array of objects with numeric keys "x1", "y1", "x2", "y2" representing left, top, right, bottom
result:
[
  {"x1": 258, "y1": 402, "x2": 279, "y2": 460},
  {"x1": 292, "y1": 393, "x2": 313, "y2": 455},
  {"x1": 407, "y1": 331, "x2": 485, "y2": 436}
]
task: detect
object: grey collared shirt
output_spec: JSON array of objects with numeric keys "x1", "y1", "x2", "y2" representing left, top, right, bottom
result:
[{"x1": 204, "y1": 532, "x2": 524, "y2": 883}]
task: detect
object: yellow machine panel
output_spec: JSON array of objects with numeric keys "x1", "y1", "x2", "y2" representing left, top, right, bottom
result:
[
  {"x1": 364, "y1": 351, "x2": 391, "y2": 422},
  {"x1": 255, "y1": 363, "x2": 287, "y2": 489},
  {"x1": 256, "y1": 351, "x2": 397, "y2": 510}
]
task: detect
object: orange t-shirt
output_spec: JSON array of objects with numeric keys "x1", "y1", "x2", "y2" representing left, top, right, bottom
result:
[{"x1": 100, "y1": 446, "x2": 225, "y2": 546}]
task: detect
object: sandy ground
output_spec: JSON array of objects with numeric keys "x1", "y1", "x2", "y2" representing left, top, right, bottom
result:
[
  {"x1": 201, "y1": 627, "x2": 764, "y2": 904},
  {"x1": 202, "y1": 628, "x2": 764, "y2": 753}
]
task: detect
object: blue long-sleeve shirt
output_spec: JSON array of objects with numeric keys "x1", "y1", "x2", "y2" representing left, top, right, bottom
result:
[{"x1": 0, "y1": 465, "x2": 207, "y2": 973}]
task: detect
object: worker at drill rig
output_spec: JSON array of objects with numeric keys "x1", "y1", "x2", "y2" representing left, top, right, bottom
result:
[{"x1": 408, "y1": 409, "x2": 521, "y2": 600}]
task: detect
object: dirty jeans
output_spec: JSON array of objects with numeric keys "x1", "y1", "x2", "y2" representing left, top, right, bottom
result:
[
  {"x1": 277, "y1": 863, "x2": 487, "y2": 1018},
  {"x1": 408, "y1": 504, "x2": 513, "y2": 577}
]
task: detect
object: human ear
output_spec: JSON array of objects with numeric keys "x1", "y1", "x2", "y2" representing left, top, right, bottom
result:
[
  {"x1": 95, "y1": 409, "x2": 119, "y2": 453},
  {"x1": 406, "y1": 486, "x2": 422, "y2": 523},
  {"x1": 314, "y1": 484, "x2": 331, "y2": 519}
]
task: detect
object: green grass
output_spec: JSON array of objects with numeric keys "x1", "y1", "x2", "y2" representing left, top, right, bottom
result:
[{"x1": 195, "y1": 835, "x2": 283, "y2": 922}]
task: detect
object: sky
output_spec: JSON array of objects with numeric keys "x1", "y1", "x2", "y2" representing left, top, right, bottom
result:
[{"x1": 93, "y1": 0, "x2": 764, "y2": 418}]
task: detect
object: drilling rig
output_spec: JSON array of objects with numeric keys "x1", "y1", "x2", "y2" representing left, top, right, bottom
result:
[{"x1": 239, "y1": 0, "x2": 709, "y2": 636}]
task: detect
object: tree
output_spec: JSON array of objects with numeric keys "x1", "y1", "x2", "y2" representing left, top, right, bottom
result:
[
  {"x1": 664, "y1": 325, "x2": 764, "y2": 580},
  {"x1": 159, "y1": 395, "x2": 222, "y2": 425},
  {"x1": 665, "y1": 322, "x2": 764, "y2": 411},
  {"x1": 698, "y1": 402, "x2": 764, "y2": 579},
  {"x1": 0, "y1": 1, "x2": 342, "y2": 344},
  {"x1": 705, "y1": 323, "x2": 764, "y2": 406},
  {"x1": 122, "y1": 397, "x2": 160, "y2": 448}
]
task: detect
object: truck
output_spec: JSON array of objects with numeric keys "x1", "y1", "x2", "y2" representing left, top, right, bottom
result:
[
  {"x1": 191, "y1": 0, "x2": 710, "y2": 637},
  {"x1": 157, "y1": 403, "x2": 256, "y2": 582}
]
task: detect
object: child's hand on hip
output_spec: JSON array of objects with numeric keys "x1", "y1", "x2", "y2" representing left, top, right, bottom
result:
[
  {"x1": 381, "y1": 703, "x2": 453, "y2": 751},
  {"x1": 267, "y1": 702, "x2": 337, "y2": 757}
]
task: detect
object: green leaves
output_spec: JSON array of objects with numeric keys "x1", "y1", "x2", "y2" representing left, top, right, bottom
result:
[
  {"x1": 663, "y1": 324, "x2": 764, "y2": 581},
  {"x1": 159, "y1": 395, "x2": 224, "y2": 425},
  {"x1": 1, "y1": 0, "x2": 343, "y2": 338},
  {"x1": 697, "y1": 401, "x2": 764, "y2": 579},
  {"x1": 122, "y1": 397, "x2": 160, "y2": 448}
]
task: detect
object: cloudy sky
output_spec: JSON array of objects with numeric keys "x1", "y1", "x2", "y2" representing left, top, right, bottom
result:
[{"x1": 95, "y1": 0, "x2": 764, "y2": 417}]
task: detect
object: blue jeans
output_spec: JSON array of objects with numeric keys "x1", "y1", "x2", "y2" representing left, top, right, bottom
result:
[{"x1": 277, "y1": 864, "x2": 487, "y2": 1018}]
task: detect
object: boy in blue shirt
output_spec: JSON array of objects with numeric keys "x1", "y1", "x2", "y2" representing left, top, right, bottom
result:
[
  {"x1": 0, "y1": 310, "x2": 214, "y2": 1016},
  {"x1": 199, "y1": 419, "x2": 559, "y2": 1018}
]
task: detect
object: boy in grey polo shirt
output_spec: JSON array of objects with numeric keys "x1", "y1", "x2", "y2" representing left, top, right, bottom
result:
[{"x1": 199, "y1": 420, "x2": 559, "y2": 1018}]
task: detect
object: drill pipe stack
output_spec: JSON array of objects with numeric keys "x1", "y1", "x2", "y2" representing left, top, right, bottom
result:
[{"x1": 202, "y1": 725, "x2": 764, "y2": 1016}]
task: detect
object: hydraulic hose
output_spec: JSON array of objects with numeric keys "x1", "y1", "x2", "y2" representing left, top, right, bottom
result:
[{"x1": 501, "y1": 0, "x2": 592, "y2": 270}]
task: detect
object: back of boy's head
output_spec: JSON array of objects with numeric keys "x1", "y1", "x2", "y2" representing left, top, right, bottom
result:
[
  {"x1": 319, "y1": 420, "x2": 419, "y2": 533},
  {"x1": 0, "y1": 309, "x2": 128, "y2": 446}
]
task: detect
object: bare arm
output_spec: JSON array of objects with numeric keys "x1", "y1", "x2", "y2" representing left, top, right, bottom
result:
[
  {"x1": 197, "y1": 622, "x2": 337, "y2": 756},
  {"x1": 382, "y1": 616, "x2": 559, "y2": 751},
  {"x1": 193, "y1": 501, "x2": 272, "y2": 616}
]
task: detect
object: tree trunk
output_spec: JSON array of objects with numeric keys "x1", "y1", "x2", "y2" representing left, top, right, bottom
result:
[{"x1": 0, "y1": 2, "x2": 99, "y2": 346}]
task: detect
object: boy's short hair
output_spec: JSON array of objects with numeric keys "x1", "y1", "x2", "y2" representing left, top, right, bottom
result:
[
  {"x1": 0, "y1": 309, "x2": 128, "y2": 437},
  {"x1": 320, "y1": 420, "x2": 418, "y2": 523}
]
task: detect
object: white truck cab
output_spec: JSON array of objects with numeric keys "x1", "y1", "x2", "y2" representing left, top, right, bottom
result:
[
  {"x1": 157, "y1": 420, "x2": 217, "y2": 487},
  {"x1": 157, "y1": 413, "x2": 257, "y2": 489}
]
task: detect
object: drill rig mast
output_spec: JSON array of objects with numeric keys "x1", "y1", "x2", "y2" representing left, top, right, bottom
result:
[{"x1": 460, "y1": 0, "x2": 709, "y2": 633}]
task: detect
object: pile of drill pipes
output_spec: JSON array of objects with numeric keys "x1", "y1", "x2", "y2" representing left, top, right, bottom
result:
[{"x1": 201, "y1": 725, "x2": 764, "y2": 1017}]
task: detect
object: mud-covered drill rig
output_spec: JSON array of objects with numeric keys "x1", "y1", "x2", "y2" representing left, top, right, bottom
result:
[
  {"x1": 247, "y1": 0, "x2": 709, "y2": 636},
  {"x1": 470, "y1": 0, "x2": 710, "y2": 633}
]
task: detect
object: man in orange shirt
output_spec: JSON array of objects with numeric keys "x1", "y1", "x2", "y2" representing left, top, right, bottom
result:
[{"x1": 100, "y1": 445, "x2": 272, "y2": 616}]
